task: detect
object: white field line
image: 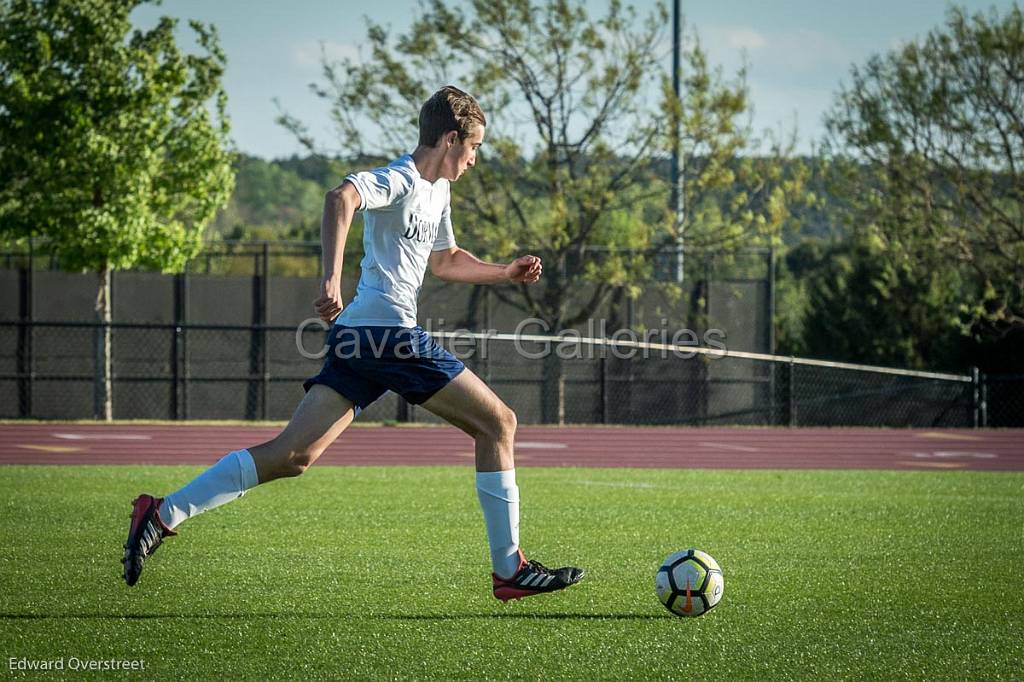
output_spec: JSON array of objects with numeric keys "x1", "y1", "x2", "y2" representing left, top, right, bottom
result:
[
  {"x1": 897, "y1": 450, "x2": 998, "y2": 459},
  {"x1": 697, "y1": 441, "x2": 760, "y2": 453},
  {"x1": 53, "y1": 433, "x2": 152, "y2": 441},
  {"x1": 575, "y1": 480, "x2": 660, "y2": 489}
]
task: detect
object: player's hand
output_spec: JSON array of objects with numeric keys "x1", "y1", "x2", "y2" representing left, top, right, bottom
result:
[
  {"x1": 314, "y1": 276, "x2": 343, "y2": 322},
  {"x1": 505, "y1": 255, "x2": 542, "y2": 284}
]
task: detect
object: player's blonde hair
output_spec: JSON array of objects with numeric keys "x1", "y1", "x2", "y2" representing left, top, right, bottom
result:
[{"x1": 418, "y1": 86, "x2": 486, "y2": 147}]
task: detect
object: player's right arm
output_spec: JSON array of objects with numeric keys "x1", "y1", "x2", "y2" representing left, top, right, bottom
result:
[{"x1": 314, "y1": 181, "x2": 360, "y2": 323}]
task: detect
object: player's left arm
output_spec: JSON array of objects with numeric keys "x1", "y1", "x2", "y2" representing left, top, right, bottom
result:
[{"x1": 429, "y1": 247, "x2": 542, "y2": 285}]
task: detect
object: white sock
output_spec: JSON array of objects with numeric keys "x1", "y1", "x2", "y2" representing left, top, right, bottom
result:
[
  {"x1": 160, "y1": 449, "x2": 259, "y2": 530},
  {"x1": 476, "y1": 469, "x2": 521, "y2": 579}
]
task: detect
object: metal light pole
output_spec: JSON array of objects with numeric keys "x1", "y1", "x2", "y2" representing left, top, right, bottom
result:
[{"x1": 669, "y1": 0, "x2": 685, "y2": 283}]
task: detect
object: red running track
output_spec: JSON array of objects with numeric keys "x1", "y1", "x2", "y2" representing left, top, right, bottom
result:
[{"x1": 0, "y1": 423, "x2": 1021, "y2": 472}]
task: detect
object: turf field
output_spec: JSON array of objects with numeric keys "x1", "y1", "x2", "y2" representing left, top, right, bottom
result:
[{"x1": 1, "y1": 465, "x2": 1022, "y2": 680}]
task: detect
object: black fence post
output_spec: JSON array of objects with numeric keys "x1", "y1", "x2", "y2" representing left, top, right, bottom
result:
[
  {"x1": 980, "y1": 371, "x2": 989, "y2": 428},
  {"x1": 246, "y1": 248, "x2": 262, "y2": 420},
  {"x1": 261, "y1": 242, "x2": 270, "y2": 421},
  {"x1": 600, "y1": 354, "x2": 609, "y2": 424},
  {"x1": 787, "y1": 358, "x2": 796, "y2": 427},
  {"x1": 172, "y1": 272, "x2": 188, "y2": 420},
  {"x1": 702, "y1": 255, "x2": 712, "y2": 425},
  {"x1": 972, "y1": 367, "x2": 980, "y2": 428},
  {"x1": 699, "y1": 355, "x2": 709, "y2": 426},
  {"x1": 767, "y1": 249, "x2": 776, "y2": 425},
  {"x1": 768, "y1": 248, "x2": 776, "y2": 354},
  {"x1": 17, "y1": 253, "x2": 33, "y2": 418},
  {"x1": 171, "y1": 319, "x2": 180, "y2": 421},
  {"x1": 182, "y1": 270, "x2": 190, "y2": 420},
  {"x1": 483, "y1": 289, "x2": 492, "y2": 384}
]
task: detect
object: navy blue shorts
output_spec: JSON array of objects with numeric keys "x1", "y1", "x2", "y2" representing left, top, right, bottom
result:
[{"x1": 303, "y1": 325, "x2": 465, "y2": 411}]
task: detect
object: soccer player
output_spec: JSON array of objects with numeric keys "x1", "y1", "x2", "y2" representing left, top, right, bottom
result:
[{"x1": 122, "y1": 86, "x2": 585, "y2": 602}]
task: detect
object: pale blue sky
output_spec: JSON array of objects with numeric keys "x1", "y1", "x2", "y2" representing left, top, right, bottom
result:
[{"x1": 131, "y1": 1, "x2": 1018, "y2": 159}]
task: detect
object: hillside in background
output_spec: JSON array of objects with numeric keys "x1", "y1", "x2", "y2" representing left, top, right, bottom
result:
[
  {"x1": 210, "y1": 154, "x2": 393, "y2": 244},
  {"x1": 209, "y1": 154, "x2": 325, "y2": 242}
]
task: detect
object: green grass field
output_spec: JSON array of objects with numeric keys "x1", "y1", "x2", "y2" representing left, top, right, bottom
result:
[{"x1": 2, "y1": 465, "x2": 1022, "y2": 680}]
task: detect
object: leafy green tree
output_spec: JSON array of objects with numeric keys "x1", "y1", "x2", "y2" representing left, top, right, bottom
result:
[
  {"x1": 0, "y1": 0, "x2": 235, "y2": 419},
  {"x1": 824, "y1": 5, "x2": 1024, "y2": 360},
  {"x1": 784, "y1": 237, "x2": 967, "y2": 370},
  {"x1": 281, "y1": 0, "x2": 805, "y2": 422}
]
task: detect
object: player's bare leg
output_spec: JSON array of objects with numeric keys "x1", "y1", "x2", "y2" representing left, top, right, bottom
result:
[
  {"x1": 248, "y1": 384, "x2": 357, "y2": 481},
  {"x1": 421, "y1": 369, "x2": 584, "y2": 601},
  {"x1": 420, "y1": 368, "x2": 516, "y2": 472},
  {"x1": 123, "y1": 385, "x2": 355, "y2": 586}
]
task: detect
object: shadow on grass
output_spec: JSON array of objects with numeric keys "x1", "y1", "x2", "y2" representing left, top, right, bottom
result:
[{"x1": 0, "y1": 612, "x2": 664, "y2": 621}]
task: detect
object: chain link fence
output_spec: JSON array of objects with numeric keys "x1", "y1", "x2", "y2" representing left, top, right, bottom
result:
[
  {"x1": 0, "y1": 321, "x2": 319, "y2": 421},
  {"x1": 2, "y1": 321, "x2": 1018, "y2": 427},
  {"x1": 422, "y1": 332, "x2": 987, "y2": 428},
  {"x1": 983, "y1": 373, "x2": 1024, "y2": 427}
]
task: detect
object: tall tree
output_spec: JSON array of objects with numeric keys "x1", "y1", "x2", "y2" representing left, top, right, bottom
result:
[
  {"x1": 0, "y1": 0, "x2": 235, "y2": 419},
  {"x1": 281, "y1": 0, "x2": 804, "y2": 422},
  {"x1": 824, "y1": 5, "x2": 1024, "y2": 357},
  {"x1": 786, "y1": 236, "x2": 968, "y2": 370}
]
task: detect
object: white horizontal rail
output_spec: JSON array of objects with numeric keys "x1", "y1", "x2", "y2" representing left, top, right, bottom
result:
[{"x1": 431, "y1": 331, "x2": 972, "y2": 383}]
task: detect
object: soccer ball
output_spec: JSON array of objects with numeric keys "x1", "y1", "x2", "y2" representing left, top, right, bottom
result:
[{"x1": 655, "y1": 548, "x2": 724, "y2": 617}]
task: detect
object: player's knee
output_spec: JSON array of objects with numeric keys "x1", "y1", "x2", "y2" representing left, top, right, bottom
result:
[
  {"x1": 492, "y1": 405, "x2": 517, "y2": 442},
  {"x1": 280, "y1": 446, "x2": 319, "y2": 477}
]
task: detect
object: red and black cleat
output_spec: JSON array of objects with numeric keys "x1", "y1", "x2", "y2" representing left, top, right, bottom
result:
[
  {"x1": 121, "y1": 494, "x2": 176, "y2": 587},
  {"x1": 492, "y1": 549, "x2": 584, "y2": 602}
]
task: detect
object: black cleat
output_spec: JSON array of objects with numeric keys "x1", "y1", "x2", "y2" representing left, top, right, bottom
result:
[
  {"x1": 122, "y1": 494, "x2": 176, "y2": 587},
  {"x1": 492, "y1": 549, "x2": 585, "y2": 602}
]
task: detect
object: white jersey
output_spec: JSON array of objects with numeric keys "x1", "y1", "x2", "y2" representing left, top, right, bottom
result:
[{"x1": 338, "y1": 154, "x2": 457, "y2": 327}]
